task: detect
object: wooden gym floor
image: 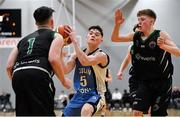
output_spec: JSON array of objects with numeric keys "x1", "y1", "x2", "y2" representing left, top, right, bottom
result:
[{"x1": 0, "y1": 108, "x2": 180, "y2": 116}]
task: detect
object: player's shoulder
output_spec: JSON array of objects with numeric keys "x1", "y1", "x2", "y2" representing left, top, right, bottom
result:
[
  {"x1": 96, "y1": 48, "x2": 109, "y2": 57},
  {"x1": 54, "y1": 32, "x2": 63, "y2": 39}
]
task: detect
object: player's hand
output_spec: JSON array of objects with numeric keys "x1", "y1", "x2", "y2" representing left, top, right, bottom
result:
[
  {"x1": 157, "y1": 37, "x2": 165, "y2": 47},
  {"x1": 117, "y1": 71, "x2": 123, "y2": 80},
  {"x1": 115, "y1": 9, "x2": 125, "y2": 25},
  {"x1": 64, "y1": 26, "x2": 77, "y2": 44},
  {"x1": 105, "y1": 78, "x2": 109, "y2": 82},
  {"x1": 62, "y1": 78, "x2": 72, "y2": 89},
  {"x1": 157, "y1": 32, "x2": 166, "y2": 47}
]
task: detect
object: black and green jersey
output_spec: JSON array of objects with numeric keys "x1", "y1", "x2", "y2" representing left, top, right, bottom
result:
[
  {"x1": 132, "y1": 30, "x2": 173, "y2": 80},
  {"x1": 13, "y1": 28, "x2": 56, "y2": 77}
]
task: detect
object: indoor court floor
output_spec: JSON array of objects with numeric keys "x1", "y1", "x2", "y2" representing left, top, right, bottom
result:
[{"x1": 0, "y1": 109, "x2": 180, "y2": 116}]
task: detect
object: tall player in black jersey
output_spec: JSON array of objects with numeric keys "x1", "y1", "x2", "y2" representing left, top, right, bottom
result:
[
  {"x1": 6, "y1": 6, "x2": 71, "y2": 116},
  {"x1": 111, "y1": 9, "x2": 178, "y2": 116}
]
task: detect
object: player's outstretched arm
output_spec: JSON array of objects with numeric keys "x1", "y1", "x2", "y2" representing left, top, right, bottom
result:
[{"x1": 111, "y1": 9, "x2": 134, "y2": 42}]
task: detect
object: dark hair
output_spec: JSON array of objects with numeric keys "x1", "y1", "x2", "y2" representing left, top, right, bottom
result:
[
  {"x1": 33, "y1": 6, "x2": 54, "y2": 25},
  {"x1": 133, "y1": 24, "x2": 139, "y2": 32},
  {"x1": 137, "y1": 9, "x2": 156, "y2": 21},
  {"x1": 88, "y1": 25, "x2": 103, "y2": 37}
]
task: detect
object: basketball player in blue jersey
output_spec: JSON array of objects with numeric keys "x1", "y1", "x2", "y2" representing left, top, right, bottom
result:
[
  {"x1": 6, "y1": 6, "x2": 71, "y2": 116},
  {"x1": 111, "y1": 9, "x2": 178, "y2": 116},
  {"x1": 61, "y1": 25, "x2": 109, "y2": 116}
]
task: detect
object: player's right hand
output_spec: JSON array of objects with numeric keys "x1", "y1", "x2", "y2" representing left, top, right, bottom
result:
[
  {"x1": 115, "y1": 9, "x2": 125, "y2": 25},
  {"x1": 117, "y1": 71, "x2": 123, "y2": 80}
]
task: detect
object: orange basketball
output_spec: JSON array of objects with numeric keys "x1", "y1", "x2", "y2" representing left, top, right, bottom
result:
[{"x1": 56, "y1": 25, "x2": 72, "y2": 46}]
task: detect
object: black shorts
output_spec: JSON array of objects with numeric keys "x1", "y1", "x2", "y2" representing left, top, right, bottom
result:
[
  {"x1": 105, "y1": 90, "x2": 112, "y2": 104},
  {"x1": 132, "y1": 77, "x2": 172, "y2": 116},
  {"x1": 12, "y1": 69, "x2": 55, "y2": 116},
  {"x1": 129, "y1": 76, "x2": 138, "y2": 94}
]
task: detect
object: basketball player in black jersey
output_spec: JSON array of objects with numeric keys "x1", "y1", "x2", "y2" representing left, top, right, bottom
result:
[
  {"x1": 6, "y1": 6, "x2": 71, "y2": 116},
  {"x1": 117, "y1": 25, "x2": 151, "y2": 115},
  {"x1": 111, "y1": 9, "x2": 178, "y2": 116}
]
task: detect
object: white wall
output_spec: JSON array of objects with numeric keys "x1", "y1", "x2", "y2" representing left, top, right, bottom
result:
[{"x1": 0, "y1": 0, "x2": 180, "y2": 107}]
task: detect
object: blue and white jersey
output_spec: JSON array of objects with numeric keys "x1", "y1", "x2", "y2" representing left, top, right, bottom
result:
[
  {"x1": 74, "y1": 58, "x2": 97, "y2": 93},
  {"x1": 67, "y1": 48, "x2": 109, "y2": 108}
]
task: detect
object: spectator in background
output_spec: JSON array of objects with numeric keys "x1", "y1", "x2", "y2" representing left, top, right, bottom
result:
[
  {"x1": 171, "y1": 86, "x2": 180, "y2": 109},
  {"x1": 111, "y1": 88, "x2": 122, "y2": 109},
  {"x1": 0, "y1": 92, "x2": 13, "y2": 112},
  {"x1": 122, "y1": 89, "x2": 131, "y2": 108},
  {"x1": 59, "y1": 90, "x2": 68, "y2": 108}
]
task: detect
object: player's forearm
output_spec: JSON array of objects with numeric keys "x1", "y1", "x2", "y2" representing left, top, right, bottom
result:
[
  {"x1": 118, "y1": 64, "x2": 126, "y2": 74},
  {"x1": 119, "y1": 57, "x2": 130, "y2": 73},
  {"x1": 49, "y1": 57, "x2": 66, "y2": 84},
  {"x1": 73, "y1": 42, "x2": 89, "y2": 65},
  {"x1": 161, "y1": 45, "x2": 180, "y2": 56},
  {"x1": 111, "y1": 24, "x2": 121, "y2": 42},
  {"x1": 61, "y1": 56, "x2": 70, "y2": 74}
]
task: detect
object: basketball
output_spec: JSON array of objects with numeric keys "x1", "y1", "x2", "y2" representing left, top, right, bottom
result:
[{"x1": 56, "y1": 25, "x2": 72, "y2": 46}]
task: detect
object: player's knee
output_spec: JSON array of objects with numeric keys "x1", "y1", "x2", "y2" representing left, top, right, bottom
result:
[{"x1": 81, "y1": 104, "x2": 94, "y2": 116}]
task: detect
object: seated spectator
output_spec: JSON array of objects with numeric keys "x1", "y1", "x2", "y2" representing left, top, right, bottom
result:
[
  {"x1": 122, "y1": 89, "x2": 131, "y2": 108},
  {"x1": 58, "y1": 91, "x2": 68, "y2": 108},
  {"x1": 0, "y1": 92, "x2": 13, "y2": 112},
  {"x1": 171, "y1": 86, "x2": 180, "y2": 109},
  {"x1": 111, "y1": 88, "x2": 122, "y2": 109}
]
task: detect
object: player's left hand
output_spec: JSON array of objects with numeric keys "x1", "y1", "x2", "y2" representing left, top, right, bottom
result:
[{"x1": 157, "y1": 32, "x2": 167, "y2": 47}]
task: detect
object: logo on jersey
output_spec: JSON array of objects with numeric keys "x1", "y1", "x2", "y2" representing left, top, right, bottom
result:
[
  {"x1": 13, "y1": 59, "x2": 40, "y2": 69},
  {"x1": 149, "y1": 41, "x2": 156, "y2": 49},
  {"x1": 78, "y1": 88, "x2": 92, "y2": 93},
  {"x1": 135, "y1": 53, "x2": 156, "y2": 61},
  {"x1": 79, "y1": 68, "x2": 91, "y2": 75}
]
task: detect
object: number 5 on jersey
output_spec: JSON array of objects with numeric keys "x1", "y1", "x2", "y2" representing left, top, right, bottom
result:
[{"x1": 80, "y1": 76, "x2": 87, "y2": 86}]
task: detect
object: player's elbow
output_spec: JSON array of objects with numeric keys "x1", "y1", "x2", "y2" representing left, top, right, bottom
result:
[
  {"x1": 111, "y1": 35, "x2": 117, "y2": 42},
  {"x1": 6, "y1": 63, "x2": 13, "y2": 77},
  {"x1": 111, "y1": 34, "x2": 121, "y2": 42},
  {"x1": 6, "y1": 61, "x2": 13, "y2": 72},
  {"x1": 6, "y1": 64, "x2": 12, "y2": 73},
  {"x1": 80, "y1": 60, "x2": 88, "y2": 66}
]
